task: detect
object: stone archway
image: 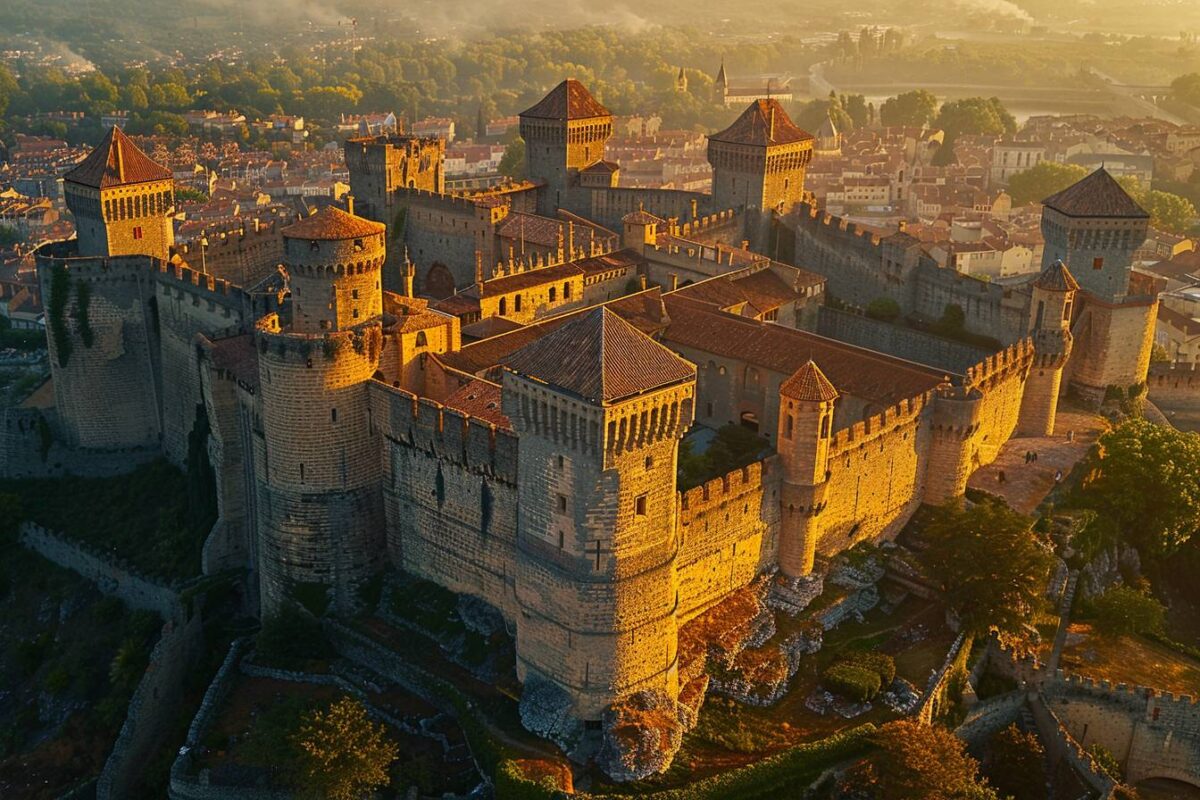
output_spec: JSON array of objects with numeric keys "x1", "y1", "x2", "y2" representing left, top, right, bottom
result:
[{"x1": 423, "y1": 263, "x2": 456, "y2": 300}]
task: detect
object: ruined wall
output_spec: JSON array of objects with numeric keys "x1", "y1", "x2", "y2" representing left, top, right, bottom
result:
[
  {"x1": 370, "y1": 381, "x2": 519, "y2": 619},
  {"x1": 676, "y1": 459, "x2": 780, "y2": 621}
]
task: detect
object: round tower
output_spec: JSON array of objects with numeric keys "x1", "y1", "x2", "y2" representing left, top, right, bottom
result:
[
  {"x1": 256, "y1": 206, "x2": 388, "y2": 617},
  {"x1": 1018, "y1": 260, "x2": 1077, "y2": 437},
  {"x1": 501, "y1": 308, "x2": 696, "y2": 721},
  {"x1": 776, "y1": 361, "x2": 837, "y2": 577}
]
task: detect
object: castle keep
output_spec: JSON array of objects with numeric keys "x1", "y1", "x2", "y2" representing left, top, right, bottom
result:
[{"x1": 11, "y1": 79, "x2": 1158, "y2": 778}]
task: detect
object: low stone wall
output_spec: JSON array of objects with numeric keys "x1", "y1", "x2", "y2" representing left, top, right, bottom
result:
[
  {"x1": 19, "y1": 522, "x2": 184, "y2": 622},
  {"x1": 97, "y1": 611, "x2": 205, "y2": 800},
  {"x1": 954, "y1": 690, "x2": 1027, "y2": 746},
  {"x1": 916, "y1": 633, "x2": 967, "y2": 724}
]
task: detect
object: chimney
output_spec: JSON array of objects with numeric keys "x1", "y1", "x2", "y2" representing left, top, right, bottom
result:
[
  {"x1": 670, "y1": 273, "x2": 679, "y2": 292},
  {"x1": 639, "y1": 274, "x2": 647, "y2": 291},
  {"x1": 346, "y1": 194, "x2": 355, "y2": 216}
]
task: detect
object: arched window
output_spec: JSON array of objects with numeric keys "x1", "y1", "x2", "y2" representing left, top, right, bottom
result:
[
  {"x1": 549, "y1": 287, "x2": 557, "y2": 302},
  {"x1": 515, "y1": 294, "x2": 523, "y2": 312},
  {"x1": 563, "y1": 282, "x2": 571, "y2": 299},
  {"x1": 499, "y1": 297, "x2": 507, "y2": 315},
  {"x1": 415, "y1": 330, "x2": 428, "y2": 347}
]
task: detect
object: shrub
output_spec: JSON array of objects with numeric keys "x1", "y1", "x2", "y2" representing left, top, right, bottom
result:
[
  {"x1": 823, "y1": 662, "x2": 881, "y2": 703},
  {"x1": 1091, "y1": 585, "x2": 1166, "y2": 637},
  {"x1": 842, "y1": 650, "x2": 896, "y2": 687},
  {"x1": 866, "y1": 297, "x2": 901, "y2": 322}
]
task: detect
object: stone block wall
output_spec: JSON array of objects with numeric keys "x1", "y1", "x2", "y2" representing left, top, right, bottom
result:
[
  {"x1": 1147, "y1": 362, "x2": 1200, "y2": 409},
  {"x1": 816, "y1": 307, "x2": 989, "y2": 375},
  {"x1": 1067, "y1": 297, "x2": 1157, "y2": 398}
]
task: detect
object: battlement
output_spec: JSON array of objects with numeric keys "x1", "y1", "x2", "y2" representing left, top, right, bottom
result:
[
  {"x1": 679, "y1": 457, "x2": 774, "y2": 515},
  {"x1": 672, "y1": 209, "x2": 741, "y2": 239},
  {"x1": 1048, "y1": 669, "x2": 1198, "y2": 708},
  {"x1": 398, "y1": 186, "x2": 511, "y2": 217},
  {"x1": 963, "y1": 337, "x2": 1035, "y2": 390},
  {"x1": 255, "y1": 313, "x2": 383, "y2": 363},
  {"x1": 793, "y1": 201, "x2": 885, "y2": 249},
  {"x1": 1148, "y1": 361, "x2": 1200, "y2": 389},
  {"x1": 175, "y1": 218, "x2": 280, "y2": 253},
  {"x1": 369, "y1": 379, "x2": 518, "y2": 481},
  {"x1": 828, "y1": 391, "x2": 931, "y2": 455}
]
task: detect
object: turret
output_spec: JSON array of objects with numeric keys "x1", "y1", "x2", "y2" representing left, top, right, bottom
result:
[
  {"x1": 519, "y1": 79, "x2": 613, "y2": 216},
  {"x1": 502, "y1": 307, "x2": 695, "y2": 720},
  {"x1": 776, "y1": 361, "x2": 837, "y2": 577},
  {"x1": 621, "y1": 208, "x2": 663, "y2": 252},
  {"x1": 1018, "y1": 260, "x2": 1077, "y2": 436}
]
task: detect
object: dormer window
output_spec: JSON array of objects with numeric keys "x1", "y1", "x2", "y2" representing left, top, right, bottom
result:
[{"x1": 310, "y1": 240, "x2": 320, "y2": 252}]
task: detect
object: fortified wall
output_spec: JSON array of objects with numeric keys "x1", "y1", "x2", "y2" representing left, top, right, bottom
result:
[{"x1": 174, "y1": 218, "x2": 283, "y2": 288}]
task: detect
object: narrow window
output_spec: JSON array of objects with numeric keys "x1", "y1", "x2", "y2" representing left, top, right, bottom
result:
[
  {"x1": 1093, "y1": 257, "x2": 1104, "y2": 270},
  {"x1": 785, "y1": 415, "x2": 794, "y2": 439},
  {"x1": 558, "y1": 531, "x2": 564, "y2": 549},
  {"x1": 515, "y1": 294, "x2": 523, "y2": 312},
  {"x1": 299, "y1": 463, "x2": 305, "y2": 482},
  {"x1": 557, "y1": 454, "x2": 565, "y2": 469},
  {"x1": 132, "y1": 226, "x2": 143, "y2": 240},
  {"x1": 352, "y1": 289, "x2": 359, "y2": 299},
  {"x1": 499, "y1": 297, "x2": 507, "y2": 315},
  {"x1": 549, "y1": 286, "x2": 557, "y2": 302},
  {"x1": 331, "y1": 408, "x2": 338, "y2": 423},
  {"x1": 557, "y1": 494, "x2": 567, "y2": 514},
  {"x1": 635, "y1": 494, "x2": 648, "y2": 516},
  {"x1": 563, "y1": 282, "x2": 571, "y2": 299}
]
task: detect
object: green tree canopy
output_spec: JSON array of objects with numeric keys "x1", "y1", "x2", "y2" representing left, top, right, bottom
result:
[
  {"x1": 984, "y1": 724, "x2": 1045, "y2": 800},
  {"x1": 879, "y1": 89, "x2": 938, "y2": 128},
  {"x1": 935, "y1": 96, "x2": 1017, "y2": 140},
  {"x1": 921, "y1": 498, "x2": 1054, "y2": 637},
  {"x1": 866, "y1": 720, "x2": 999, "y2": 800},
  {"x1": 1006, "y1": 161, "x2": 1089, "y2": 206},
  {"x1": 294, "y1": 698, "x2": 398, "y2": 800},
  {"x1": 1080, "y1": 418, "x2": 1200, "y2": 556},
  {"x1": 498, "y1": 137, "x2": 526, "y2": 180},
  {"x1": 1091, "y1": 584, "x2": 1167, "y2": 637}
]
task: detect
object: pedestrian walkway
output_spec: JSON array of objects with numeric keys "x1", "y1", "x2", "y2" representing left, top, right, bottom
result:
[{"x1": 966, "y1": 408, "x2": 1107, "y2": 515}]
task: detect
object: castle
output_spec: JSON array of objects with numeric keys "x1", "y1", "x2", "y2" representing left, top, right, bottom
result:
[{"x1": 7, "y1": 83, "x2": 1158, "y2": 776}]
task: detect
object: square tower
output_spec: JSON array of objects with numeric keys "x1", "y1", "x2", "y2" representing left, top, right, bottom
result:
[
  {"x1": 63, "y1": 126, "x2": 175, "y2": 261},
  {"x1": 1039, "y1": 168, "x2": 1149, "y2": 303},
  {"x1": 519, "y1": 79, "x2": 613, "y2": 216},
  {"x1": 707, "y1": 99, "x2": 813, "y2": 216}
]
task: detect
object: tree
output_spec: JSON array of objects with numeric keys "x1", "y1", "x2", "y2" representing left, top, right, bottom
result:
[
  {"x1": 1081, "y1": 418, "x2": 1200, "y2": 556},
  {"x1": 866, "y1": 297, "x2": 901, "y2": 322},
  {"x1": 868, "y1": 720, "x2": 998, "y2": 800},
  {"x1": 1171, "y1": 72, "x2": 1200, "y2": 108},
  {"x1": 1006, "y1": 162, "x2": 1088, "y2": 206},
  {"x1": 1091, "y1": 585, "x2": 1166, "y2": 637},
  {"x1": 921, "y1": 498, "x2": 1054, "y2": 637},
  {"x1": 935, "y1": 97, "x2": 1016, "y2": 140},
  {"x1": 880, "y1": 89, "x2": 938, "y2": 128},
  {"x1": 1139, "y1": 189, "x2": 1197, "y2": 235},
  {"x1": 499, "y1": 137, "x2": 526, "y2": 180},
  {"x1": 985, "y1": 724, "x2": 1045, "y2": 800},
  {"x1": 294, "y1": 698, "x2": 398, "y2": 800}
]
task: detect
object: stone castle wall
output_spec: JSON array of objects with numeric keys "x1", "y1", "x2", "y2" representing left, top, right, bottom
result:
[
  {"x1": 1146, "y1": 362, "x2": 1200, "y2": 409},
  {"x1": 1066, "y1": 296, "x2": 1158, "y2": 396},
  {"x1": 175, "y1": 220, "x2": 283, "y2": 288},
  {"x1": 816, "y1": 307, "x2": 989, "y2": 375}
]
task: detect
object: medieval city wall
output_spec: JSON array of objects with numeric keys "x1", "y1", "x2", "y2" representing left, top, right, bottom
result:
[
  {"x1": 398, "y1": 188, "x2": 502, "y2": 294},
  {"x1": 912, "y1": 266, "x2": 1029, "y2": 345},
  {"x1": 676, "y1": 459, "x2": 780, "y2": 621},
  {"x1": 1067, "y1": 298, "x2": 1157, "y2": 396},
  {"x1": 175, "y1": 220, "x2": 283, "y2": 288},
  {"x1": 816, "y1": 307, "x2": 989, "y2": 375},
  {"x1": 1146, "y1": 362, "x2": 1200, "y2": 410},
  {"x1": 588, "y1": 187, "x2": 711, "y2": 230},
  {"x1": 369, "y1": 381, "x2": 519, "y2": 620},
  {"x1": 817, "y1": 393, "x2": 932, "y2": 555}
]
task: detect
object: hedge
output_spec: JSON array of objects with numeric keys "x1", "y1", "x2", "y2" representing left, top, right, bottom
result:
[
  {"x1": 823, "y1": 663, "x2": 881, "y2": 703},
  {"x1": 842, "y1": 650, "x2": 896, "y2": 687}
]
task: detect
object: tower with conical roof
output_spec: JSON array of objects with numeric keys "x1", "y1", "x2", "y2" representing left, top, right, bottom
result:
[
  {"x1": 707, "y1": 99, "x2": 814, "y2": 219},
  {"x1": 255, "y1": 202, "x2": 389, "y2": 616},
  {"x1": 501, "y1": 307, "x2": 696, "y2": 719},
  {"x1": 1018, "y1": 260, "x2": 1077, "y2": 436},
  {"x1": 63, "y1": 126, "x2": 175, "y2": 260},
  {"x1": 519, "y1": 79, "x2": 614, "y2": 216},
  {"x1": 713, "y1": 60, "x2": 728, "y2": 103},
  {"x1": 776, "y1": 360, "x2": 837, "y2": 577}
]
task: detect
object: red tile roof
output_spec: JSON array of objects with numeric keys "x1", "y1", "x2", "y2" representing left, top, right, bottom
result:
[
  {"x1": 662, "y1": 295, "x2": 943, "y2": 405},
  {"x1": 64, "y1": 127, "x2": 172, "y2": 189},
  {"x1": 282, "y1": 206, "x2": 385, "y2": 241},
  {"x1": 504, "y1": 306, "x2": 694, "y2": 405},
  {"x1": 709, "y1": 99, "x2": 813, "y2": 148},
  {"x1": 520, "y1": 79, "x2": 611, "y2": 121},
  {"x1": 780, "y1": 360, "x2": 838, "y2": 402},
  {"x1": 1042, "y1": 168, "x2": 1149, "y2": 219},
  {"x1": 443, "y1": 379, "x2": 511, "y2": 428}
]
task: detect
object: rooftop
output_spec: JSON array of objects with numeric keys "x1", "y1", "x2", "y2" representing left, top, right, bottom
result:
[
  {"x1": 64, "y1": 127, "x2": 172, "y2": 189},
  {"x1": 281, "y1": 206, "x2": 386, "y2": 241},
  {"x1": 504, "y1": 306, "x2": 694, "y2": 405},
  {"x1": 1041, "y1": 168, "x2": 1149, "y2": 219},
  {"x1": 708, "y1": 99, "x2": 813, "y2": 148},
  {"x1": 520, "y1": 79, "x2": 611, "y2": 122},
  {"x1": 1033, "y1": 260, "x2": 1080, "y2": 293},
  {"x1": 780, "y1": 360, "x2": 839, "y2": 402}
]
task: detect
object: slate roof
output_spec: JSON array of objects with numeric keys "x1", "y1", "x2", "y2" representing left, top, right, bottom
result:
[
  {"x1": 1033, "y1": 260, "x2": 1080, "y2": 293},
  {"x1": 503, "y1": 307, "x2": 694, "y2": 405},
  {"x1": 709, "y1": 99, "x2": 813, "y2": 148},
  {"x1": 64, "y1": 126, "x2": 172, "y2": 189},
  {"x1": 780, "y1": 360, "x2": 838, "y2": 402},
  {"x1": 520, "y1": 79, "x2": 611, "y2": 121},
  {"x1": 282, "y1": 206, "x2": 386, "y2": 241},
  {"x1": 1041, "y1": 168, "x2": 1149, "y2": 219}
]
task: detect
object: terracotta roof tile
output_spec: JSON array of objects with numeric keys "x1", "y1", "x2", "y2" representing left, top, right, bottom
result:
[
  {"x1": 443, "y1": 379, "x2": 511, "y2": 428},
  {"x1": 282, "y1": 206, "x2": 385, "y2": 241},
  {"x1": 520, "y1": 79, "x2": 611, "y2": 121},
  {"x1": 709, "y1": 99, "x2": 813, "y2": 148},
  {"x1": 1041, "y1": 168, "x2": 1148, "y2": 218},
  {"x1": 780, "y1": 360, "x2": 838, "y2": 402},
  {"x1": 662, "y1": 295, "x2": 943, "y2": 405},
  {"x1": 64, "y1": 127, "x2": 172, "y2": 189},
  {"x1": 504, "y1": 307, "x2": 694, "y2": 405},
  {"x1": 622, "y1": 209, "x2": 665, "y2": 226},
  {"x1": 1033, "y1": 260, "x2": 1080, "y2": 292}
]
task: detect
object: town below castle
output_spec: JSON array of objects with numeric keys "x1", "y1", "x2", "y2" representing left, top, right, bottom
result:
[{"x1": 2, "y1": 74, "x2": 1197, "y2": 796}]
